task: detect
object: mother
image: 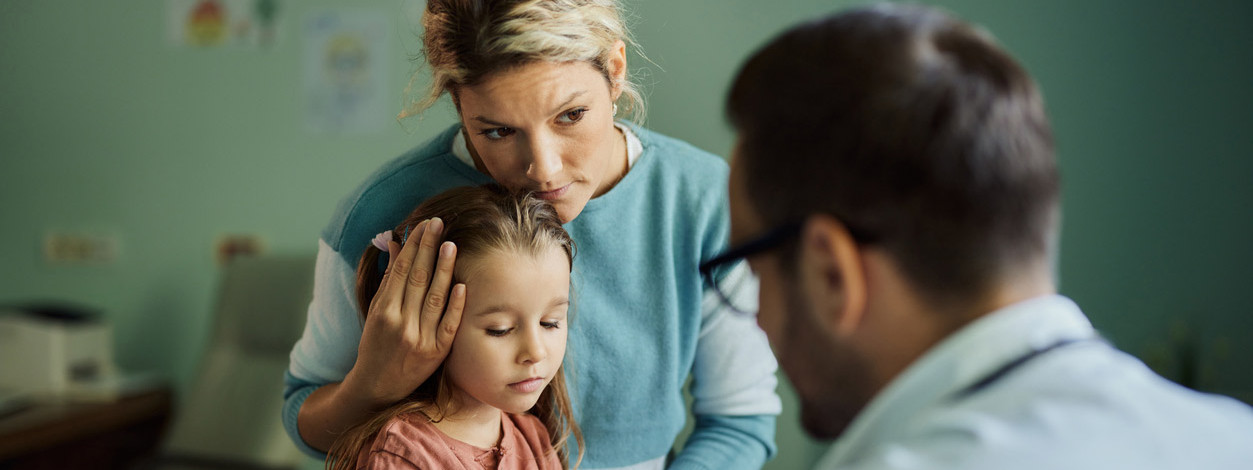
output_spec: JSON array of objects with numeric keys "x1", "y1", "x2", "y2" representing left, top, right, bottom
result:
[{"x1": 282, "y1": 1, "x2": 780, "y2": 468}]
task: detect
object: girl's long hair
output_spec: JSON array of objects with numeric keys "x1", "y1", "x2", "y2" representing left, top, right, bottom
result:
[{"x1": 327, "y1": 184, "x2": 582, "y2": 470}]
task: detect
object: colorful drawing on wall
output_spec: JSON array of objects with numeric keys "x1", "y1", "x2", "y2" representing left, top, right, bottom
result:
[
  {"x1": 303, "y1": 10, "x2": 390, "y2": 134},
  {"x1": 168, "y1": 0, "x2": 283, "y2": 48},
  {"x1": 186, "y1": 0, "x2": 226, "y2": 46},
  {"x1": 254, "y1": 0, "x2": 279, "y2": 47}
]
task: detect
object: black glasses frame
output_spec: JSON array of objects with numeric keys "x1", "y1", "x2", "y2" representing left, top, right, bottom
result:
[
  {"x1": 699, "y1": 221, "x2": 804, "y2": 315},
  {"x1": 700, "y1": 217, "x2": 878, "y2": 315}
]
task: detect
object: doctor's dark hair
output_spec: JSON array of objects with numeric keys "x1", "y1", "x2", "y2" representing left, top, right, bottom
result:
[
  {"x1": 727, "y1": 4, "x2": 1058, "y2": 307},
  {"x1": 330, "y1": 184, "x2": 581, "y2": 470},
  {"x1": 403, "y1": 0, "x2": 644, "y2": 121}
]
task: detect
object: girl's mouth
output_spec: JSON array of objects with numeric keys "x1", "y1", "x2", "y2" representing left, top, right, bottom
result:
[{"x1": 508, "y1": 377, "x2": 545, "y2": 393}]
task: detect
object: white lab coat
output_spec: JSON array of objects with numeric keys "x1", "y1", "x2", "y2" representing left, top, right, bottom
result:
[{"x1": 816, "y1": 295, "x2": 1253, "y2": 469}]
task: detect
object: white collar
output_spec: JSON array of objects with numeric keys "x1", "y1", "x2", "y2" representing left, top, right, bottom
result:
[{"x1": 818, "y1": 294, "x2": 1094, "y2": 467}]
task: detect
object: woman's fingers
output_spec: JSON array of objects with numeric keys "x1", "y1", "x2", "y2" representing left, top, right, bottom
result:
[
  {"x1": 371, "y1": 216, "x2": 458, "y2": 348},
  {"x1": 436, "y1": 283, "x2": 466, "y2": 349},
  {"x1": 401, "y1": 217, "x2": 443, "y2": 316},
  {"x1": 376, "y1": 219, "x2": 427, "y2": 315},
  {"x1": 387, "y1": 238, "x2": 400, "y2": 265},
  {"x1": 354, "y1": 217, "x2": 461, "y2": 405},
  {"x1": 419, "y1": 240, "x2": 458, "y2": 339},
  {"x1": 372, "y1": 236, "x2": 399, "y2": 297}
]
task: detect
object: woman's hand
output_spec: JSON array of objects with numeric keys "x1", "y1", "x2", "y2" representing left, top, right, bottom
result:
[
  {"x1": 297, "y1": 218, "x2": 466, "y2": 452},
  {"x1": 346, "y1": 217, "x2": 466, "y2": 406}
]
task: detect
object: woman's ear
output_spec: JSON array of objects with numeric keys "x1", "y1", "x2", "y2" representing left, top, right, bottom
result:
[
  {"x1": 607, "y1": 40, "x2": 627, "y2": 101},
  {"x1": 797, "y1": 214, "x2": 868, "y2": 337}
]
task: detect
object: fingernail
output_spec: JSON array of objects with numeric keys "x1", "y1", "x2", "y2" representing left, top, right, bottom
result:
[
  {"x1": 440, "y1": 241, "x2": 455, "y2": 257},
  {"x1": 429, "y1": 217, "x2": 443, "y2": 234}
]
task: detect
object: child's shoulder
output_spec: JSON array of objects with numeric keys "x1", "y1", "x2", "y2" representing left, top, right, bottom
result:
[
  {"x1": 504, "y1": 411, "x2": 551, "y2": 440},
  {"x1": 362, "y1": 412, "x2": 450, "y2": 468},
  {"x1": 503, "y1": 412, "x2": 561, "y2": 468},
  {"x1": 376, "y1": 411, "x2": 437, "y2": 435},
  {"x1": 373, "y1": 411, "x2": 441, "y2": 446}
]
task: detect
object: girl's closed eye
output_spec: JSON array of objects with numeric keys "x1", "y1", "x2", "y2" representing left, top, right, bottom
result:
[
  {"x1": 541, "y1": 320, "x2": 562, "y2": 330},
  {"x1": 485, "y1": 326, "x2": 513, "y2": 337}
]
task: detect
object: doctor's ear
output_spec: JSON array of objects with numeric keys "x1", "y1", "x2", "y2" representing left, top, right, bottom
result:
[{"x1": 796, "y1": 214, "x2": 868, "y2": 337}]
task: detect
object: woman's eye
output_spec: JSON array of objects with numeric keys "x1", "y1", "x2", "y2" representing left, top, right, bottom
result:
[
  {"x1": 486, "y1": 328, "x2": 512, "y2": 337},
  {"x1": 478, "y1": 127, "x2": 515, "y2": 140},
  {"x1": 556, "y1": 108, "x2": 586, "y2": 125},
  {"x1": 541, "y1": 321, "x2": 561, "y2": 330}
]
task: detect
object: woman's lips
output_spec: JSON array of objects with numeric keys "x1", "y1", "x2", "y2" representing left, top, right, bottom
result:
[
  {"x1": 509, "y1": 377, "x2": 545, "y2": 393},
  {"x1": 533, "y1": 184, "x2": 571, "y2": 201}
]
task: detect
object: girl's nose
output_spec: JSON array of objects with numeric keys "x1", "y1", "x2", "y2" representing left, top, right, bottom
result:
[{"x1": 518, "y1": 328, "x2": 548, "y2": 365}]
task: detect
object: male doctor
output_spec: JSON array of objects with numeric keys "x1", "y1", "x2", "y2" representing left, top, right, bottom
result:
[{"x1": 702, "y1": 4, "x2": 1253, "y2": 469}]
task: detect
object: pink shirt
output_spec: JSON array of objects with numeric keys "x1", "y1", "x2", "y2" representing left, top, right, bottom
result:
[{"x1": 356, "y1": 411, "x2": 562, "y2": 469}]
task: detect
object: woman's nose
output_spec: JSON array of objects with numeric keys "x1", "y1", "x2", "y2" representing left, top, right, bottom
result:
[{"x1": 524, "y1": 135, "x2": 562, "y2": 184}]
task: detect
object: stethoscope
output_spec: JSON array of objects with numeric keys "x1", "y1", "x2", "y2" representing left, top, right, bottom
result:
[{"x1": 951, "y1": 336, "x2": 1108, "y2": 401}]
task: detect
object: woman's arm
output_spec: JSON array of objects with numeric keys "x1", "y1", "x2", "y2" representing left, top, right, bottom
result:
[
  {"x1": 672, "y1": 262, "x2": 783, "y2": 469},
  {"x1": 297, "y1": 381, "x2": 387, "y2": 452},
  {"x1": 284, "y1": 219, "x2": 465, "y2": 454}
]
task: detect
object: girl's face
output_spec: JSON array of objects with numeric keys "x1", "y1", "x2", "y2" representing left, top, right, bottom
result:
[
  {"x1": 456, "y1": 48, "x2": 627, "y2": 223},
  {"x1": 443, "y1": 246, "x2": 571, "y2": 415}
]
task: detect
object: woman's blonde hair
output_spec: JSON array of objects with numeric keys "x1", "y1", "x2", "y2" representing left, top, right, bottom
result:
[
  {"x1": 328, "y1": 184, "x2": 583, "y2": 470},
  {"x1": 402, "y1": 0, "x2": 645, "y2": 122}
]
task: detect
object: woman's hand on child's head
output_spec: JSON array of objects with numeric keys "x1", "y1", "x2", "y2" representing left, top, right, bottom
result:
[{"x1": 348, "y1": 217, "x2": 467, "y2": 407}]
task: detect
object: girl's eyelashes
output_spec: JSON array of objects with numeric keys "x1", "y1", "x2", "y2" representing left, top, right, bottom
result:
[
  {"x1": 556, "y1": 107, "x2": 587, "y2": 125},
  {"x1": 485, "y1": 320, "x2": 562, "y2": 335},
  {"x1": 478, "y1": 127, "x2": 515, "y2": 141}
]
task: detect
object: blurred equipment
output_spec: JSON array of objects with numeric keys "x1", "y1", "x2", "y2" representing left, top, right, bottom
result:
[
  {"x1": 158, "y1": 254, "x2": 316, "y2": 470},
  {"x1": 0, "y1": 304, "x2": 171, "y2": 469},
  {"x1": 0, "y1": 304, "x2": 119, "y2": 401}
]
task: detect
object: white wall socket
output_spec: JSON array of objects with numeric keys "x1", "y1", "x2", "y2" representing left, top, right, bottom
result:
[{"x1": 43, "y1": 232, "x2": 119, "y2": 263}]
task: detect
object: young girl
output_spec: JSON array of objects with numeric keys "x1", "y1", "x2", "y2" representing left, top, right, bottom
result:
[{"x1": 328, "y1": 185, "x2": 582, "y2": 470}]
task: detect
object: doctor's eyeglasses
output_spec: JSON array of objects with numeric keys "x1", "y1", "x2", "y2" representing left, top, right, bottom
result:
[
  {"x1": 698, "y1": 222, "x2": 803, "y2": 316},
  {"x1": 699, "y1": 217, "x2": 878, "y2": 316}
]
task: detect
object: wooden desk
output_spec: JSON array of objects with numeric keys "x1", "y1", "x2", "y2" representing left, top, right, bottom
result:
[{"x1": 0, "y1": 388, "x2": 172, "y2": 469}]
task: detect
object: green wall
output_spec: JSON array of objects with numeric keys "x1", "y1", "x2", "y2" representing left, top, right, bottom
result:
[{"x1": 2, "y1": 1, "x2": 1250, "y2": 469}]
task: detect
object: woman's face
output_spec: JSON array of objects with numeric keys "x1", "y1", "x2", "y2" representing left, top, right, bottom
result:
[
  {"x1": 457, "y1": 50, "x2": 627, "y2": 223},
  {"x1": 443, "y1": 246, "x2": 571, "y2": 415}
]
